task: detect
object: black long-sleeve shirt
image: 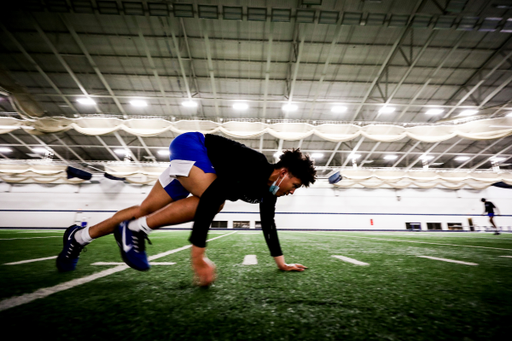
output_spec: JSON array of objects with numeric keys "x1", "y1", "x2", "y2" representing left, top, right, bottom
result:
[{"x1": 188, "y1": 134, "x2": 283, "y2": 257}]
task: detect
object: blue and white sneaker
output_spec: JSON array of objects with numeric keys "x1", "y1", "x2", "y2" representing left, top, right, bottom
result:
[
  {"x1": 114, "y1": 220, "x2": 151, "y2": 271},
  {"x1": 56, "y1": 224, "x2": 86, "y2": 272}
]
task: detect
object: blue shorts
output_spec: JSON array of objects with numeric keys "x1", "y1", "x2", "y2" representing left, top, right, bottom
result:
[
  {"x1": 488, "y1": 213, "x2": 495, "y2": 218},
  {"x1": 158, "y1": 132, "x2": 216, "y2": 200}
]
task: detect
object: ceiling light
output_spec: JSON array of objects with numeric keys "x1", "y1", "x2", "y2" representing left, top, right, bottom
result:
[
  {"x1": 114, "y1": 149, "x2": 129, "y2": 156},
  {"x1": 455, "y1": 156, "x2": 470, "y2": 161},
  {"x1": 420, "y1": 155, "x2": 434, "y2": 160},
  {"x1": 425, "y1": 109, "x2": 444, "y2": 115},
  {"x1": 311, "y1": 153, "x2": 324, "y2": 159},
  {"x1": 349, "y1": 154, "x2": 361, "y2": 160},
  {"x1": 77, "y1": 98, "x2": 95, "y2": 105},
  {"x1": 490, "y1": 157, "x2": 506, "y2": 162},
  {"x1": 273, "y1": 151, "x2": 283, "y2": 158},
  {"x1": 130, "y1": 100, "x2": 147, "y2": 107},
  {"x1": 181, "y1": 100, "x2": 198, "y2": 108},
  {"x1": 232, "y1": 102, "x2": 249, "y2": 110},
  {"x1": 0, "y1": 147, "x2": 12, "y2": 153},
  {"x1": 157, "y1": 150, "x2": 170, "y2": 156},
  {"x1": 282, "y1": 104, "x2": 298, "y2": 112},
  {"x1": 331, "y1": 105, "x2": 347, "y2": 113},
  {"x1": 383, "y1": 155, "x2": 398, "y2": 160},
  {"x1": 32, "y1": 147, "x2": 49, "y2": 153},
  {"x1": 379, "y1": 106, "x2": 395, "y2": 114},
  {"x1": 77, "y1": 98, "x2": 96, "y2": 105},
  {"x1": 507, "y1": 112, "x2": 512, "y2": 117},
  {"x1": 459, "y1": 110, "x2": 478, "y2": 116}
]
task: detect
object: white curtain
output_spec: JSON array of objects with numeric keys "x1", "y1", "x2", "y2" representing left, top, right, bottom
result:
[
  {"x1": 1, "y1": 116, "x2": 512, "y2": 142},
  {"x1": 1, "y1": 163, "x2": 511, "y2": 189}
]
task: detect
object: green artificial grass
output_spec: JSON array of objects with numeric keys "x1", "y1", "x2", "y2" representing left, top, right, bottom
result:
[{"x1": 1, "y1": 229, "x2": 511, "y2": 340}]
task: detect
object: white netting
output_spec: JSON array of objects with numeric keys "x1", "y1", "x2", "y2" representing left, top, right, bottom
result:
[{"x1": 1, "y1": 116, "x2": 512, "y2": 142}]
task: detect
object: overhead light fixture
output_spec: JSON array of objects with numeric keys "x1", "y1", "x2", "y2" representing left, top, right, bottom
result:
[
  {"x1": 77, "y1": 98, "x2": 96, "y2": 105},
  {"x1": 349, "y1": 154, "x2": 361, "y2": 160},
  {"x1": 232, "y1": 102, "x2": 249, "y2": 110},
  {"x1": 157, "y1": 150, "x2": 170, "y2": 156},
  {"x1": 32, "y1": 147, "x2": 49, "y2": 153},
  {"x1": 0, "y1": 147, "x2": 12, "y2": 153},
  {"x1": 420, "y1": 155, "x2": 434, "y2": 161},
  {"x1": 182, "y1": 100, "x2": 198, "y2": 108},
  {"x1": 507, "y1": 112, "x2": 512, "y2": 117},
  {"x1": 455, "y1": 156, "x2": 470, "y2": 161},
  {"x1": 383, "y1": 155, "x2": 398, "y2": 160},
  {"x1": 459, "y1": 109, "x2": 478, "y2": 116},
  {"x1": 282, "y1": 104, "x2": 298, "y2": 112},
  {"x1": 114, "y1": 149, "x2": 129, "y2": 156},
  {"x1": 490, "y1": 157, "x2": 506, "y2": 162},
  {"x1": 425, "y1": 109, "x2": 444, "y2": 115},
  {"x1": 311, "y1": 153, "x2": 324, "y2": 159},
  {"x1": 273, "y1": 151, "x2": 283, "y2": 158},
  {"x1": 331, "y1": 105, "x2": 347, "y2": 113},
  {"x1": 130, "y1": 99, "x2": 148, "y2": 107},
  {"x1": 379, "y1": 106, "x2": 395, "y2": 114}
]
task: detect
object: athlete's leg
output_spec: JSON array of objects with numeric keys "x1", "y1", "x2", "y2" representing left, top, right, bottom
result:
[
  {"x1": 145, "y1": 166, "x2": 223, "y2": 228},
  {"x1": 89, "y1": 181, "x2": 174, "y2": 238}
]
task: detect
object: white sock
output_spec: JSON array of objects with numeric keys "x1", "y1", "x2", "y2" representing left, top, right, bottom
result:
[
  {"x1": 128, "y1": 217, "x2": 153, "y2": 235},
  {"x1": 75, "y1": 226, "x2": 93, "y2": 245}
]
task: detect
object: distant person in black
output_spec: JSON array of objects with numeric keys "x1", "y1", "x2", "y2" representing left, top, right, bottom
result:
[
  {"x1": 481, "y1": 198, "x2": 501, "y2": 235},
  {"x1": 57, "y1": 132, "x2": 317, "y2": 286}
]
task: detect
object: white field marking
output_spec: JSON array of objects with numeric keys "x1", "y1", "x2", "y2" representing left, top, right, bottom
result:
[
  {"x1": 17, "y1": 230, "x2": 62, "y2": 234},
  {"x1": 0, "y1": 231, "x2": 237, "y2": 312},
  {"x1": 332, "y1": 255, "x2": 369, "y2": 266},
  {"x1": 239, "y1": 232, "x2": 259, "y2": 234},
  {"x1": 305, "y1": 232, "x2": 512, "y2": 252},
  {"x1": 92, "y1": 262, "x2": 176, "y2": 266},
  {"x1": 4, "y1": 256, "x2": 57, "y2": 266},
  {"x1": 416, "y1": 256, "x2": 478, "y2": 266},
  {"x1": 0, "y1": 236, "x2": 61, "y2": 241},
  {"x1": 242, "y1": 255, "x2": 258, "y2": 265},
  {"x1": 499, "y1": 255, "x2": 512, "y2": 258}
]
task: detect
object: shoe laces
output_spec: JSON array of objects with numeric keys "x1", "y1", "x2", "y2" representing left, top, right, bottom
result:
[
  {"x1": 66, "y1": 240, "x2": 86, "y2": 259},
  {"x1": 132, "y1": 231, "x2": 152, "y2": 253}
]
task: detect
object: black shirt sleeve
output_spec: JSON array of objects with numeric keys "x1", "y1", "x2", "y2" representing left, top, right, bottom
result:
[
  {"x1": 188, "y1": 178, "x2": 227, "y2": 248},
  {"x1": 259, "y1": 193, "x2": 283, "y2": 257}
]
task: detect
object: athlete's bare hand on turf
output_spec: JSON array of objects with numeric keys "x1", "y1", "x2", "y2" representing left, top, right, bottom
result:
[
  {"x1": 192, "y1": 256, "x2": 216, "y2": 286},
  {"x1": 281, "y1": 263, "x2": 308, "y2": 272}
]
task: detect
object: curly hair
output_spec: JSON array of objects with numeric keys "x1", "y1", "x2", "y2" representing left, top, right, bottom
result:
[{"x1": 275, "y1": 149, "x2": 316, "y2": 187}]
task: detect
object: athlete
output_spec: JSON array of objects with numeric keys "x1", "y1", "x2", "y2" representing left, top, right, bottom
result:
[
  {"x1": 56, "y1": 132, "x2": 316, "y2": 285},
  {"x1": 481, "y1": 198, "x2": 501, "y2": 235}
]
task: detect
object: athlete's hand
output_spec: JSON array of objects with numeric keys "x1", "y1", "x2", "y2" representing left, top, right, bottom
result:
[
  {"x1": 191, "y1": 245, "x2": 216, "y2": 286},
  {"x1": 280, "y1": 263, "x2": 308, "y2": 272},
  {"x1": 192, "y1": 256, "x2": 216, "y2": 286}
]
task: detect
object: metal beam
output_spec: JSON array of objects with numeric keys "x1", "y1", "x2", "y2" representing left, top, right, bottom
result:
[
  {"x1": 32, "y1": 20, "x2": 102, "y2": 113},
  {"x1": 392, "y1": 140, "x2": 422, "y2": 167},
  {"x1": 456, "y1": 137, "x2": 506, "y2": 169},
  {"x1": 0, "y1": 24, "x2": 80, "y2": 116},
  {"x1": 405, "y1": 142, "x2": 440, "y2": 170},
  {"x1": 470, "y1": 143, "x2": 512, "y2": 170},
  {"x1": 96, "y1": 136, "x2": 121, "y2": 161},
  {"x1": 199, "y1": 20, "x2": 220, "y2": 116},
  {"x1": 342, "y1": 137, "x2": 365, "y2": 167}
]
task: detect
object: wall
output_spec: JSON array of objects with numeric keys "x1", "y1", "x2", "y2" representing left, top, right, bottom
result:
[{"x1": 0, "y1": 178, "x2": 511, "y2": 231}]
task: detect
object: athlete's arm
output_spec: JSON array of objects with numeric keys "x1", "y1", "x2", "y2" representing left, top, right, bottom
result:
[
  {"x1": 260, "y1": 195, "x2": 307, "y2": 272},
  {"x1": 189, "y1": 178, "x2": 227, "y2": 286}
]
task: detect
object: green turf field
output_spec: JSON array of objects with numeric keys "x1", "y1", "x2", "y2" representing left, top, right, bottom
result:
[{"x1": 1, "y1": 229, "x2": 511, "y2": 340}]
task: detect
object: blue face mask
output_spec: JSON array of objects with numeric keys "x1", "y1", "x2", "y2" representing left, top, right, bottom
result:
[{"x1": 269, "y1": 175, "x2": 286, "y2": 196}]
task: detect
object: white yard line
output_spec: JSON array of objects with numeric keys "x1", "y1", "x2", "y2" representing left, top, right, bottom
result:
[
  {"x1": 0, "y1": 231, "x2": 237, "y2": 312},
  {"x1": 332, "y1": 255, "x2": 369, "y2": 266},
  {"x1": 499, "y1": 255, "x2": 512, "y2": 258},
  {"x1": 239, "y1": 232, "x2": 259, "y2": 234},
  {"x1": 242, "y1": 255, "x2": 258, "y2": 265},
  {"x1": 4, "y1": 256, "x2": 57, "y2": 265},
  {"x1": 306, "y1": 232, "x2": 512, "y2": 252},
  {"x1": 92, "y1": 262, "x2": 176, "y2": 266},
  {"x1": 416, "y1": 255, "x2": 478, "y2": 266},
  {"x1": 0, "y1": 236, "x2": 61, "y2": 241}
]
